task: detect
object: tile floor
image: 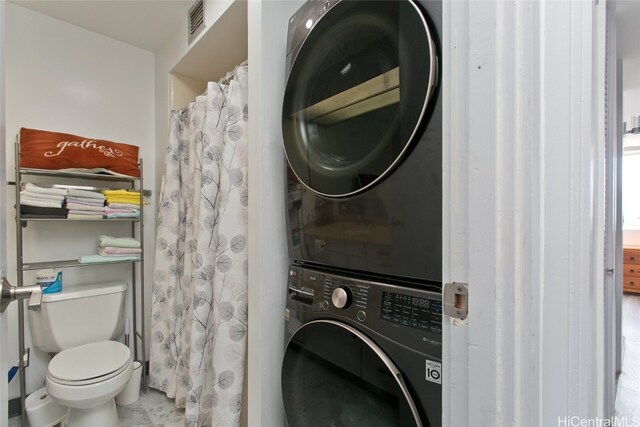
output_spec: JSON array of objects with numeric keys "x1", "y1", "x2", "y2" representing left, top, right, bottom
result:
[
  {"x1": 8, "y1": 387, "x2": 185, "y2": 426},
  {"x1": 9, "y1": 297, "x2": 638, "y2": 425}
]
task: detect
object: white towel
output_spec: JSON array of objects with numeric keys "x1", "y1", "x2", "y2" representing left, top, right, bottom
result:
[
  {"x1": 67, "y1": 188, "x2": 106, "y2": 201},
  {"x1": 24, "y1": 183, "x2": 68, "y2": 196},
  {"x1": 67, "y1": 213, "x2": 103, "y2": 220},
  {"x1": 20, "y1": 191, "x2": 65, "y2": 202},
  {"x1": 65, "y1": 197, "x2": 105, "y2": 206},
  {"x1": 65, "y1": 202, "x2": 106, "y2": 212},
  {"x1": 68, "y1": 210, "x2": 104, "y2": 215}
]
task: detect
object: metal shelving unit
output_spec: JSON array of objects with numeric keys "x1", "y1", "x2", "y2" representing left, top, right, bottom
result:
[{"x1": 13, "y1": 143, "x2": 146, "y2": 426}]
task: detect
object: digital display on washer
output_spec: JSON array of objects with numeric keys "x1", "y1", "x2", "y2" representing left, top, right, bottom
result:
[{"x1": 381, "y1": 291, "x2": 442, "y2": 333}]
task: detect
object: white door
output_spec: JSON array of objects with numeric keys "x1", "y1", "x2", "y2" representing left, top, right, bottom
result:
[{"x1": 0, "y1": 0, "x2": 9, "y2": 424}]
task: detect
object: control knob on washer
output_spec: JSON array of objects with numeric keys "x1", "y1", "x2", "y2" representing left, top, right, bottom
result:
[{"x1": 331, "y1": 286, "x2": 352, "y2": 309}]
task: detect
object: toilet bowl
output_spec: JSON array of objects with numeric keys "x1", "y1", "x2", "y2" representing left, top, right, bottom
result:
[
  {"x1": 29, "y1": 282, "x2": 131, "y2": 426},
  {"x1": 45, "y1": 340, "x2": 133, "y2": 426}
]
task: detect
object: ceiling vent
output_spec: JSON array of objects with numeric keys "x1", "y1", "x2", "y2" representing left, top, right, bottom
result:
[{"x1": 188, "y1": 0, "x2": 205, "y2": 44}]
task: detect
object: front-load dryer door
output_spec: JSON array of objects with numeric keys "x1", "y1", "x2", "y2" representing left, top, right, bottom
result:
[
  {"x1": 282, "y1": 0, "x2": 438, "y2": 198},
  {"x1": 282, "y1": 320, "x2": 424, "y2": 427}
]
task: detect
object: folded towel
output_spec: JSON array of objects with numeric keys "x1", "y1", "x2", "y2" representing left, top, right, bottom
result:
[
  {"x1": 99, "y1": 247, "x2": 142, "y2": 255},
  {"x1": 105, "y1": 198, "x2": 140, "y2": 205},
  {"x1": 105, "y1": 212, "x2": 140, "y2": 219},
  {"x1": 102, "y1": 190, "x2": 140, "y2": 196},
  {"x1": 67, "y1": 213, "x2": 103, "y2": 220},
  {"x1": 106, "y1": 203, "x2": 140, "y2": 210},
  {"x1": 98, "y1": 235, "x2": 140, "y2": 248},
  {"x1": 24, "y1": 182, "x2": 68, "y2": 196},
  {"x1": 20, "y1": 205, "x2": 68, "y2": 216},
  {"x1": 65, "y1": 197, "x2": 105, "y2": 206},
  {"x1": 102, "y1": 190, "x2": 141, "y2": 204},
  {"x1": 78, "y1": 254, "x2": 141, "y2": 264},
  {"x1": 104, "y1": 208, "x2": 137, "y2": 214},
  {"x1": 20, "y1": 198, "x2": 63, "y2": 208},
  {"x1": 21, "y1": 213, "x2": 67, "y2": 219},
  {"x1": 20, "y1": 191, "x2": 65, "y2": 202},
  {"x1": 67, "y1": 188, "x2": 106, "y2": 200},
  {"x1": 65, "y1": 202, "x2": 106, "y2": 212},
  {"x1": 68, "y1": 210, "x2": 105, "y2": 215}
]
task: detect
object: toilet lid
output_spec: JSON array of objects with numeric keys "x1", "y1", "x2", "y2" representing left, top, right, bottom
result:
[{"x1": 48, "y1": 341, "x2": 131, "y2": 383}]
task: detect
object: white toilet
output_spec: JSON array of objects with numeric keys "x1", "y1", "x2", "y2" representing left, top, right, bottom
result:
[{"x1": 29, "y1": 281, "x2": 133, "y2": 427}]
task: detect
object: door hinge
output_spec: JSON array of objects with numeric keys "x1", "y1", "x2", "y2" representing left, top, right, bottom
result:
[{"x1": 443, "y1": 282, "x2": 468, "y2": 320}]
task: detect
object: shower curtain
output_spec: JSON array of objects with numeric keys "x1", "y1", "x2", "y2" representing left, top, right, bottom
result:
[{"x1": 150, "y1": 64, "x2": 248, "y2": 427}]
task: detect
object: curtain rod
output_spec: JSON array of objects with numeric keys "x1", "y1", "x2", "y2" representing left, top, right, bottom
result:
[{"x1": 176, "y1": 60, "x2": 248, "y2": 113}]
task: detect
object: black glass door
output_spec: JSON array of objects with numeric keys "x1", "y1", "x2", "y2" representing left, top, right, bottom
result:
[
  {"x1": 282, "y1": 0, "x2": 438, "y2": 197},
  {"x1": 282, "y1": 320, "x2": 422, "y2": 427}
]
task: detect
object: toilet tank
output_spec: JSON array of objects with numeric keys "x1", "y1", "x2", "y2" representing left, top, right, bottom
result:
[{"x1": 29, "y1": 281, "x2": 127, "y2": 353}]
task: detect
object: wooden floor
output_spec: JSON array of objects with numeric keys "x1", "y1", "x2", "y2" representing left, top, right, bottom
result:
[{"x1": 617, "y1": 294, "x2": 640, "y2": 419}]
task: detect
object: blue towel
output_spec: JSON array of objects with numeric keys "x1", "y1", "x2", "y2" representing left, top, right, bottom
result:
[
  {"x1": 79, "y1": 254, "x2": 140, "y2": 264},
  {"x1": 105, "y1": 212, "x2": 140, "y2": 219},
  {"x1": 97, "y1": 235, "x2": 140, "y2": 248}
]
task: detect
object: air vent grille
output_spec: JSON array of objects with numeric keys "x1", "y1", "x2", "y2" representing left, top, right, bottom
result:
[{"x1": 188, "y1": 0, "x2": 205, "y2": 44}]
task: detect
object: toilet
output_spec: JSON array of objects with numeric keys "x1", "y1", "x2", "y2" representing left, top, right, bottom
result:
[{"x1": 29, "y1": 281, "x2": 133, "y2": 427}]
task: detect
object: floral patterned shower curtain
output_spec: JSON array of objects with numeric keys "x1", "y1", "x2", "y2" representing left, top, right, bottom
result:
[{"x1": 150, "y1": 64, "x2": 248, "y2": 427}]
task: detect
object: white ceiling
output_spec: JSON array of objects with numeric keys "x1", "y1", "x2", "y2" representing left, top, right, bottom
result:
[
  {"x1": 13, "y1": 0, "x2": 640, "y2": 59},
  {"x1": 8, "y1": 0, "x2": 193, "y2": 53}
]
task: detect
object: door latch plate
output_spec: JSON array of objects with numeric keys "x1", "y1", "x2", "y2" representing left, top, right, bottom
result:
[{"x1": 443, "y1": 282, "x2": 468, "y2": 320}]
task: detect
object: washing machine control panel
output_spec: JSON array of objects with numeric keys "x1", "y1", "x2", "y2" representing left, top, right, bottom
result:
[
  {"x1": 380, "y1": 291, "x2": 442, "y2": 334},
  {"x1": 287, "y1": 265, "x2": 442, "y2": 340}
]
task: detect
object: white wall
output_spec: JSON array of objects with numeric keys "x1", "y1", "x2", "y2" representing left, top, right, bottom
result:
[
  {"x1": 154, "y1": 0, "x2": 246, "y2": 197},
  {"x1": 247, "y1": 1, "x2": 303, "y2": 426},
  {"x1": 623, "y1": 58, "x2": 640, "y2": 245},
  {"x1": 623, "y1": 57, "x2": 640, "y2": 129},
  {"x1": 5, "y1": 3, "x2": 155, "y2": 399}
]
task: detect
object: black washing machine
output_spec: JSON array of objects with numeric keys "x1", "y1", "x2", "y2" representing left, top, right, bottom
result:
[
  {"x1": 283, "y1": 0, "x2": 442, "y2": 283},
  {"x1": 282, "y1": 265, "x2": 442, "y2": 427}
]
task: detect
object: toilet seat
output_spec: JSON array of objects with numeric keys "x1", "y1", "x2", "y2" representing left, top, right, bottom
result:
[
  {"x1": 48, "y1": 341, "x2": 132, "y2": 386},
  {"x1": 48, "y1": 359, "x2": 131, "y2": 386}
]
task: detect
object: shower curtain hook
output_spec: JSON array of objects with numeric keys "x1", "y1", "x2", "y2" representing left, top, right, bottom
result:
[{"x1": 219, "y1": 60, "x2": 248, "y2": 85}]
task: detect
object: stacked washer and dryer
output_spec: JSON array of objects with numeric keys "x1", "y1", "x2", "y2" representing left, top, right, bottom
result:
[{"x1": 281, "y1": 0, "x2": 443, "y2": 426}]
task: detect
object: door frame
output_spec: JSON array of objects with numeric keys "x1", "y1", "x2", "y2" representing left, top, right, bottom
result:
[
  {"x1": 442, "y1": 0, "x2": 607, "y2": 424},
  {"x1": 603, "y1": 0, "x2": 623, "y2": 417},
  {"x1": 0, "y1": 0, "x2": 9, "y2": 423}
]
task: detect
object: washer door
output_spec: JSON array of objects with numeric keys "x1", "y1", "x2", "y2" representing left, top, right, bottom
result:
[
  {"x1": 282, "y1": 0, "x2": 438, "y2": 198},
  {"x1": 282, "y1": 320, "x2": 423, "y2": 427}
]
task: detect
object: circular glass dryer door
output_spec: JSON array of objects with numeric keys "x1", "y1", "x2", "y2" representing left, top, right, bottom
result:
[
  {"x1": 282, "y1": 0, "x2": 438, "y2": 198},
  {"x1": 281, "y1": 320, "x2": 423, "y2": 427}
]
